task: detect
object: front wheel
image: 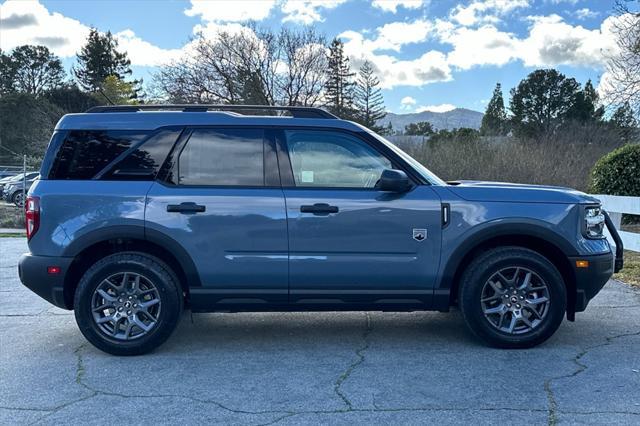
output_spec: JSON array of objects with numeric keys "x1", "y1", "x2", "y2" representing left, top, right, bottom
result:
[
  {"x1": 459, "y1": 247, "x2": 566, "y2": 349},
  {"x1": 74, "y1": 252, "x2": 183, "y2": 355}
]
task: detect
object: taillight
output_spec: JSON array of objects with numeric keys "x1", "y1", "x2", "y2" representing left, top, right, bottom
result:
[{"x1": 25, "y1": 196, "x2": 40, "y2": 240}]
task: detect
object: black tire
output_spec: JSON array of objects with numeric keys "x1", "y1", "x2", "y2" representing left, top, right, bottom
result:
[
  {"x1": 12, "y1": 191, "x2": 24, "y2": 207},
  {"x1": 74, "y1": 252, "x2": 183, "y2": 356},
  {"x1": 459, "y1": 246, "x2": 566, "y2": 349}
]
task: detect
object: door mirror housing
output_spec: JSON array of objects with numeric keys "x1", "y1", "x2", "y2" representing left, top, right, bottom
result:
[{"x1": 376, "y1": 169, "x2": 411, "y2": 193}]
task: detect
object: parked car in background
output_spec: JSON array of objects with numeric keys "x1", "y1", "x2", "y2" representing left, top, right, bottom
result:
[
  {"x1": 2, "y1": 172, "x2": 39, "y2": 207},
  {"x1": 19, "y1": 105, "x2": 623, "y2": 356}
]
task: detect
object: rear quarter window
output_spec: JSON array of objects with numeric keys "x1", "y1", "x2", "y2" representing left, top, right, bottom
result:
[{"x1": 48, "y1": 130, "x2": 149, "y2": 180}]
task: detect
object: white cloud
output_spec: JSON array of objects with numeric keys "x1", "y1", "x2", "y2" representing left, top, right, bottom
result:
[
  {"x1": 340, "y1": 30, "x2": 451, "y2": 89},
  {"x1": 281, "y1": 0, "x2": 347, "y2": 24},
  {"x1": 0, "y1": 0, "x2": 90, "y2": 57},
  {"x1": 184, "y1": 0, "x2": 276, "y2": 22},
  {"x1": 575, "y1": 8, "x2": 598, "y2": 20},
  {"x1": 519, "y1": 14, "x2": 617, "y2": 68},
  {"x1": 400, "y1": 96, "x2": 417, "y2": 109},
  {"x1": 443, "y1": 24, "x2": 519, "y2": 70},
  {"x1": 450, "y1": 0, "x2": 529, "y2": 27},
  {"x1": 373, "y1": 19, "x2": 433, "y2": 51},
  {"x1": 401, "y1": 96, "x2": 417, "y2": 105},
  {"x1": 115, "y1": 30, "x2": 184, "y2": 67},
  {"x1": 371, "y1": 0, "x2": 424, "y2": 13},
  {"x1": 416, "y1": 104, "x2": 456, "y2": 113}
]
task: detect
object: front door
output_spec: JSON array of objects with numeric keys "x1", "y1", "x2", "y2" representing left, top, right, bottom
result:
[
  {"x1": 279, "y1": 129, "x2": 442, "y2": 309},
  {"x1": 145, "y1": 127, "x2": 288, "y2": 311}
]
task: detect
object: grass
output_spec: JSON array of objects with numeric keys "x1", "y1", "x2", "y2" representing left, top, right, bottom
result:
[
  {"x1": 0, "y1": 202, "x2": 23, "y2": 228},
  {"x1": 615, "y1": 250, "x2": 640, "y2": 287}
]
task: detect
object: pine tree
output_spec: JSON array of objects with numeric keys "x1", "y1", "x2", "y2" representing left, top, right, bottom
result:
[
  {"x1": 610, "y1": 101, "x2": 638, "y2": 142},
  {"x1": 570, "y1": 79, "x2": 605, "y2": 123},
  {"x1": 74, "y1": 28, "x2": 139, "y2": 98},
  {"x1": 324, "y1": 38, "x2": 355, "y2": 118},
  {"x1": 353, "y1": 60, "x2": 386, "y2": 131},
  {"x1": 480, "y1": 83, "x2": 507, "y2": 136}
]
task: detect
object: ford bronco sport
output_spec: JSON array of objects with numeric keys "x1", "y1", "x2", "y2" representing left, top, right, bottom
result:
[{"x1": 19, "y1": 105, "x2": 624, "y2": 355}]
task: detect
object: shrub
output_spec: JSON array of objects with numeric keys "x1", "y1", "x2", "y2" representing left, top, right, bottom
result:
[{"x1": 590, "y1": 144, "x2": 640, "y2": 196}]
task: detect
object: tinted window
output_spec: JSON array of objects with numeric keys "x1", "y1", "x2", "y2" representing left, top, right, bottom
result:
[
  {"x1": 178, "y1": 129, "x2": 264, "y2": 186},
  {"x1": 49, "y1": 131, "x2": 149, "y2": 180},
  {"x1": 285, "y1": 130, "x2": 391, "y2": 188},
  {"x1": 100, "y1": 129, "x2": 181, "y2": 180}
]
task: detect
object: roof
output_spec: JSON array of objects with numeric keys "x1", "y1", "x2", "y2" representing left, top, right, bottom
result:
[{"x1": 55, "y1": 105, "x2": 363, "y2": 132}]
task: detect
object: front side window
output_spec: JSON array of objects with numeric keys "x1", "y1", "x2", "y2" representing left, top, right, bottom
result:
[
  {"x1": 285, "y1": 130, "x2": 391, "y2": 188},
  {"x1": 178, "y1": 128, "x2": 264, "y2": 186}
]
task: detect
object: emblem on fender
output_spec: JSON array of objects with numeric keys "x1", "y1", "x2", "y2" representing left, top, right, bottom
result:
[{"x1": 413, "y1": 229, "x2": 427, "y2": 241}]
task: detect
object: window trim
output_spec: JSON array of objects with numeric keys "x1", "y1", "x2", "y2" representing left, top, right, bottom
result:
[
  {"x1": 166, "y1": 126, "x2": 274, "y2": 189},
  {"x1": 276, "y1": 128, "x2": 419, "y2": 191}
]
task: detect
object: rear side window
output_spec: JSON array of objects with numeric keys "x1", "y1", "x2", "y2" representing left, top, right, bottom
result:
[
  {"x1": 48, "y1": 131, "x2": 149, "y2": 180},
  {"x1": 177, "y1": 129, "x2": 264, "y2": 186}
]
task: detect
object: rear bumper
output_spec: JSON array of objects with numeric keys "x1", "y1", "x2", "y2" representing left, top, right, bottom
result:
[
  {"x1": 18, "y1": 253, "x2": 73, "y2": 310},
  {"x1": 570, "y1": 251, "x2": 614, "y2": 313}
]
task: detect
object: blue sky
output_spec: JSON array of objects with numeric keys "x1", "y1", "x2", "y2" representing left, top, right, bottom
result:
[{"x1": 0, "y1": 0, "x2": 623, "y2": 113}]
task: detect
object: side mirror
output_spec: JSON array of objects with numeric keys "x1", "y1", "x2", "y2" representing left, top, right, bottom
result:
[{"x1": 376, "y1": 169, "x2": 411, "y2": 193}]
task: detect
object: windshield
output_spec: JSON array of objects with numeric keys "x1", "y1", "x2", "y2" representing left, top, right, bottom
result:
[{"x1": 364, "y1": 128, "x2": 447, "y2": 186}]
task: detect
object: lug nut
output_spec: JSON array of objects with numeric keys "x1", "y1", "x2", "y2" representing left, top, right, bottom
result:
[
  {"x1": 118, "y1": 307, "x2": 123, "y2": 312},
  {"x1": 133, "y1": 303, "x2": 138, "y2": 308},
  {"x1": 507, "y1": 303, "x2": 512, "y2": 307},
  {"x1": 516, "y1": 304, "x2": 521, "y2": 308},
  {"x1": 127, "y1": 310, "x2": 132, "y2": 315}
]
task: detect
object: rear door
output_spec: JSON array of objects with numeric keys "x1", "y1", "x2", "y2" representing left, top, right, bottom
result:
[
  {"x1": 145, "y1": 127, "x2": 288, "y2": 310},
  {"x1": 278, "y1": 129, "x2": 442, "y2": 310}
]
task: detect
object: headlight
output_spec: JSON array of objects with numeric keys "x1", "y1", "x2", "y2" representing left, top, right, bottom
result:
[{"x1": 584, "y1": 206, "x2": 605, "y2": 238}]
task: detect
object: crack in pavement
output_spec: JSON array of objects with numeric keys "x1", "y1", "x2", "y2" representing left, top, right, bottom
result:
[
  {"x1": 544, "y1": 329, "x2": 640, "y2": 426},
  {"x1": 333, "y1": 312, "x2": 373, "y2": 411}
]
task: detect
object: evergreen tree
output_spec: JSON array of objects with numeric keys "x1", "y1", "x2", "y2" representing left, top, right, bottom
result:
[
  {"x1": 509, "y1": 69, "x2": 581, "y2": 138},
  {"x1": 569, "y1": 79, "x2": 605, "y2": 123},
  {"x1": 74, "y1": 28, "x2": 139, "y2": 97},
  {"x1": 353, "y1": 60, "x2": 386, "y2": 131},
  {"x1": 480, "y1": 83, "x2": 507, "y2": 136},
  {"x1": 324, "y1": 38, "x2": 355, "y2": 118},
  {"x1": 610, "y1": 101, "x2": 638, "y2": 142}
]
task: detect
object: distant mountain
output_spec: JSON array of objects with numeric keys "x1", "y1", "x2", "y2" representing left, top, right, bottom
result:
[{"x1": 378, "y1": 108, "x2": 484, "y2": 132}]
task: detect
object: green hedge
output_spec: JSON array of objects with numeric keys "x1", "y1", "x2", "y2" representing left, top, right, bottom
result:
[{"x1": 590, "y1": 144, "x2": 640, "y2": 196}]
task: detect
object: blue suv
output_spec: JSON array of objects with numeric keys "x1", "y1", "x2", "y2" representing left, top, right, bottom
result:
[{"x1": 18, "y1": 105, "x2": 624, "y2": 355}]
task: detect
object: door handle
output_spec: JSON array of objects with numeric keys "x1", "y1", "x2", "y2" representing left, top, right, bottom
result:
[
  {"x1": 300, "y1": 203, "x2": 339, "y2": 215},
  {"x1": 167, "y1": 202, "x2": 206, "y2": 213}
]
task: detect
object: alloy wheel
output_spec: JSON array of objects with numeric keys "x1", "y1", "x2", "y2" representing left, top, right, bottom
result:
[
  {"x1": 91, "y1": 272, "x2": 162, "y2": 340},
  {"x1": 480, "y1": 266, "x2": 550, "y2": 335}
]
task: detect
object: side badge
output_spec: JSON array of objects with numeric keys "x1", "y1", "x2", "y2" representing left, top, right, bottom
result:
[{"x1": 413, "y1": 228, "x2": 427, "y2": 242}]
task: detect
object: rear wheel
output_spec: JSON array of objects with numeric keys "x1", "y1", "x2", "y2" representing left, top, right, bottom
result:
[
  {"x1": 459, "y1": 247, "x2": 566, "y2": 348},
  {"x1": 74, "y1": 252, "x2": 183, "y2": 355}
]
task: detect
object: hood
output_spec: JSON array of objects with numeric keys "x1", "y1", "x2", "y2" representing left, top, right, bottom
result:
[{"x1": 445, "y1": 180, "x2": 600, "y2": 204}]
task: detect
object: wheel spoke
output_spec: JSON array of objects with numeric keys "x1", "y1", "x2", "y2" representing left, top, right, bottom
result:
[
  {"x1": 483, "y1": 304, "x2": 505, "y2": 315},
  {"x1": 527, "y1": 296, "x2": 549, "y2": 306},
  {"x1": 97, "y1": 288, "x2": 116, "y2": 303},
  {"x1": 518, "y1": 272, "x2": 532, "y2": 290},
  {"x1": 487, "y1": 280, "x2": 504, "y2": 294},
  {"x1": 481, "y1": 294, "x2": 502, "y2": 303},
  {"x1": 507, "y1": 315, "x2": 518, "y2": 333},
  {"x1": 96, "y1": 315, "x2": 114, "y2": 324},
  {"x1": 139, "y1": 298, "x2": 160, "y2": 309},
  {"x1": 133, "y1": 316, "x2": 152, "y2": 332}
]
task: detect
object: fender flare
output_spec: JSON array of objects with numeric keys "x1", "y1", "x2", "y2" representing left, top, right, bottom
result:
[
  {"x1": 62, "y1": 224, "x2": 201, "y2": 288},
  {"x1": 438, "y1": 218, "x2": 578, "y2": 292}
]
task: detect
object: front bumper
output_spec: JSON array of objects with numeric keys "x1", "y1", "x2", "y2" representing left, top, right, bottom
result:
[
  {"x1": 570, "y1": 251, "x2": 615, "y2": 313},
  {"x1": 18, "y1": 253, "x2": 73, "y2": 309}
]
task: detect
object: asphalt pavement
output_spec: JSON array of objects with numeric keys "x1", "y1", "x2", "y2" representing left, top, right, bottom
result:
[{"x1": 1, "y1": 237, "x2": 639, "y2": 425}]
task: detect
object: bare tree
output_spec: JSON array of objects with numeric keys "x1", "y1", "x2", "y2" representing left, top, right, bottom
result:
[
  {"x1": 602, "y1": 1, "x2": 640, "y2": 114},
  {"x1": 154, "y1": 25, "x2": 327, "y2": 107}
]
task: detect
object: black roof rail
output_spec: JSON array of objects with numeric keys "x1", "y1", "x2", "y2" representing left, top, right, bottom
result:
[{"x1": 85, "y1": 104, "x2": 338, "y2": 119}]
